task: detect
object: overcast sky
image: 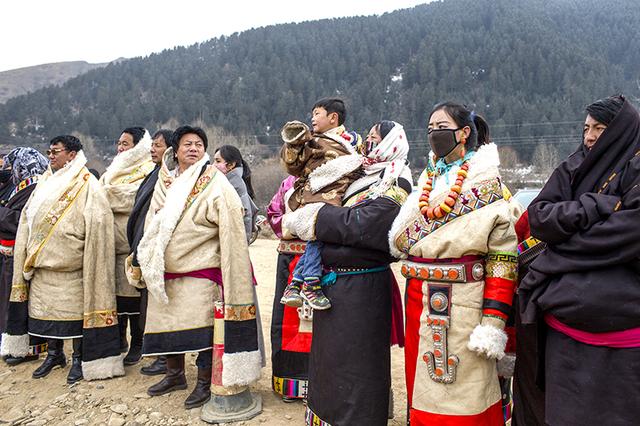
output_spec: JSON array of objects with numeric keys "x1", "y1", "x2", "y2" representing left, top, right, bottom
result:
[{"x1": 0, "y1": 0, "x2": 429, "y2": 72}]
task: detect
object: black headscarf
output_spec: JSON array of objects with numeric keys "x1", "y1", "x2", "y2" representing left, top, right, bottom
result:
[{"x1": 569, "y1": 99, "x2": 640, "y2": 196}]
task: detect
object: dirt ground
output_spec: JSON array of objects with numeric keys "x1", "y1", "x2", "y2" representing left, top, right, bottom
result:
[{"x1": 0, "y1": 239, "x2": 408, "y2": 425}]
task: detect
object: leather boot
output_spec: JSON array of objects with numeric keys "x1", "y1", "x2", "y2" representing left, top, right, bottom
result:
[
  {"x1": 32, "y1": 339, "x2": 66, "y2": 379},
  {"x1": 147, "y1": 354, "x2": 187, "y2": 396},
  {"x1": 123, "y1": 314, "x2": 143, "y2": 365},
  {"x1": 140, "y1": 356, "x2": 167, "y2": 376},
  {"x1": 67, "y1": 338, "x2": 83, "y2": 384},
  {"x1": 4, "y1": 354, "x2": 39, "y2": 366},
  {"x1": 184, "y1": 367, "x2": 212, "y2": 409},
  {"x1": 118, "y1": 315, "x2": 129, "y2": 353}
]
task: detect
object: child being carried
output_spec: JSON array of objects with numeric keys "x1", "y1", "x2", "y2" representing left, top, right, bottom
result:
[{"x1": 279, "y1": 98, "x2": 363, "y2": 310}]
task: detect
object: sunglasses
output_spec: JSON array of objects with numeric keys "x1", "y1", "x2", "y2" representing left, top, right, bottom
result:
[{"x1": 46, "y1": 148, "x2": 67, "y2": 156}]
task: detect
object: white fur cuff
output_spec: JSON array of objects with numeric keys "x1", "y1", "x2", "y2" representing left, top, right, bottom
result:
[
  {"x1": 467, "y1": 324, "x2": 507, "y2": 360},
  {"x1": 281, "y1": 121, "x2": 311, "y2": 145},
  {"x1": 0, "y1": 333, "x2": 30, "y2": 357},
  {"x1": 282, "y1": 203, "x2": 323, "y2": 241},
  {"x1": 82, "y1": 354, "x2": 125, "y2": 381},
  {"x1": 221, "y1": 350, "x2": 262, "y2": 387}
]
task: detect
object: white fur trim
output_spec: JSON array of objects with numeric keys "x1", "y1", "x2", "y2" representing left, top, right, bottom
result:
[
  {"x1": 26, "y1": 150, "x2": 88, "y2": 234},
  {"x1": 82, "y1": 354, "x2": 125, "y2": 381},
  {"x1": 467, "y1": 323, "x2": 508, "y2": 360},
  {"x1": 221, "y1": 350, "x2": 262, "y2": 387},
  {"x1": 497, "y1": 353, "x2": 516, "y2": 378},
  {"x1": 100, "y1": 130, "x2": 152, "y2": 184},
  {"x1": 137, "y1": 152, "x2": 211, "y2": 304},
  {"x1": 281, "y1": 121, "x2": 311, "y2": 144},
  {"x1": 0, "y1": 333, "x2": 30, "y2": 357},
  {"x1": 23, "y1": 269, "x2": 34, "y2": 281},
  {"x1": 308, "y1": 155, "x2": 362, "y2": 194},
  {"x1": 387, "y1": 190, "x2": 420, "y2": 259},
  {"x1": 282, "y1": 203, "x2": 323, "y2": 241}
]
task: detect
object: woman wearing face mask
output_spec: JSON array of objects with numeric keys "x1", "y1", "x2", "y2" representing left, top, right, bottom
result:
[
  {"x1": 389, "y1": 102, "x2": 522, "y2": 425},
  {"x1": 213, "y1": 145, "x2": 258, "y2": 243}
]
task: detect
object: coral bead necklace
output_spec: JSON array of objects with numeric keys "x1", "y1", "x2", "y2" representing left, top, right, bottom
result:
[{"x1": 419, "y1": 161, "x2": 470, "y2": 220}]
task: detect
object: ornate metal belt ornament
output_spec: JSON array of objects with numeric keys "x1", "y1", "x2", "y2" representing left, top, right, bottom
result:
[{"x1": 423, "y1": 284, "x2": 459, "y2": 384}]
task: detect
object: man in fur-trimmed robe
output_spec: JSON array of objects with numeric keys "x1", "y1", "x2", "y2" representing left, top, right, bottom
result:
[
  {"x1": 1, "y1": 135, "x2": 123, "y2": 384},
  {"x1": 100, "y1": 126, "x2": 154, "y2": 365},
  {"x1": 130, "y1": 126, "x2": 261, "y2": 416}
]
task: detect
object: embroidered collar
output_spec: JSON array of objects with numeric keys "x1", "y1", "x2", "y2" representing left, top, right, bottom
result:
[{"x1": 9, "y1": 175, "x2": 39, "y2": 199}]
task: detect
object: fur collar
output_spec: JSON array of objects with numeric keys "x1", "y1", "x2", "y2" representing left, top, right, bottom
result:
[
  {"x1": 26, "y1": 150, "x2": 87, "y2": 234},
  {"x1": 137, "y1": 152, "x2": 211, "y2": 304},
  {"x1": 101, "y1": 131, "x2": 152, "y2": 184}
]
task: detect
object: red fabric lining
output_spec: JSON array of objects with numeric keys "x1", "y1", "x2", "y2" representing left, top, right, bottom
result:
[
  {"x1": 281, "y1": 255, "x2": 313, "y2": 353},
  {"x1": 483, "y1": 277, "x2": 516, "y2": 306},
  {"x1": 410, "y1": 400, "x2": 504, "y2": 426},
  {"x1": 0, "y1": 239, "x2": 15, "y2": 247},
  {"x1": 405, "y1": 277, "x2": 425, "y2": 407}
]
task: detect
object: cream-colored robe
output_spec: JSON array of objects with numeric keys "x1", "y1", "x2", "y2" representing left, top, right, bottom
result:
[
  {"x1": 100, "y1": 131, "x2": 154, "y2": 303},
  {"x1": 136, "y1": 149, "x2": 261, "y2": 388},
  {"x1": 4, "y1": 150, "x2": 123, "y2": 380},
  {"x1": 389, "y1": 143, "x2": 522, "y2": 418}
]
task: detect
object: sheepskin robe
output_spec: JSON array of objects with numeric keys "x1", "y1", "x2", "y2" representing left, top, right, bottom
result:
[
  {"x1": 100, "y1": 132, "x2": 154, "y2": 314},
  {"x1": 1, "y1": 151, "x2": 123, "y2": 380},
  {"x1": 280, "y1": 124, "x2": 363, "y2": 210},
  {"x1": 389, "y1": 143, "x2": 521, "y2": 425},
  {"x1": 136, "y1": 149, "x2": 261, "y2": 388}
]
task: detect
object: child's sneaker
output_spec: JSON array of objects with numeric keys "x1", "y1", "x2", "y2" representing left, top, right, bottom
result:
[
  {"x1": 280, "y1": 280, "x2": 303, "y2": 307},
  {"x1": 301, "y1": 280, "x2": 331, "y2": 310}
]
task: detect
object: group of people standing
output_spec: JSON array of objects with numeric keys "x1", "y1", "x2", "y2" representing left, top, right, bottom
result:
[
  {"x1": 0, "y1": 126, "x2": 263, "y2": 423},
  {"x1": 0, "y1": 93, "x2": 638, "y2": 426},
  {"x1": 267, "y1": 95, "x2": 639, "y2": 426}
]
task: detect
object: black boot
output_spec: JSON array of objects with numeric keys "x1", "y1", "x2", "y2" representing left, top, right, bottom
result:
[
  {"x1": 147, "y1": 354, "x2": 187, "y2": 396},
  {"x1": 66, "y1": 338, "x2": 83, "y2": 384},
  {"x1": 118, "y1": 315, "x2": 129, "y2": 353},
  {"x1": 123, "y1": 314, "x2": 143, "y2": 365},
  {"x1": 32, "y1": 339, "x2": 66, "y2": 379},
  {"x1": 4, "y1": 354, "x2": 39, "y2": 366},
  {"x1": 184, "y1": 367, "x2": 212, "y2": 409},
  {"x1": 140, "y1": 356, "x2": 167, "y2": 376}
]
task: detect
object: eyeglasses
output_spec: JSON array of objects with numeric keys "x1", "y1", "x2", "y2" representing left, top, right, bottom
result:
[{"x1": 46, "y1": 148, "x2": 67, "y2": 156}]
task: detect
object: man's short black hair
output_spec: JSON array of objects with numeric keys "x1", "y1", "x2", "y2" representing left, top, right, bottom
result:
[
  {"x1": 152, "y1": 129, "x2": 173, "y2": 146},
  {"x1": 171, "y1": 126, "x2": 208, "y2": 151},
  {"x1": 313, "y1": 98, "x2": 346, "y2": 126},
  {"x1": 122, "y1": 126, "x2": 146, "y2": 145},
  {"x1": 49, "y1": 135, "x2": 83, "y2": 152}
]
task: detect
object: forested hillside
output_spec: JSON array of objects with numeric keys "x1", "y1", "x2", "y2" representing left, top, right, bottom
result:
[{"x1": 1, "y1": 0, "x2": 638, "y2": 162}]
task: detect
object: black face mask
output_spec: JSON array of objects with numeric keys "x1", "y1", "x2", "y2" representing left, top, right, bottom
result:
[
  {"x1": 0, "y1": 169, "x2": 11, "y2": 184},
  {"x1": 428, "y1": 128, "x2": 462, "y2": 158}
]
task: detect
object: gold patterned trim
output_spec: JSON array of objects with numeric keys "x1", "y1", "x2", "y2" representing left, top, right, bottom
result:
[
  {"x1": 9, "y1": 284, "x2": 29, "y2": 302},
  {"x1": 395, "y1": 178, "x2": 504, "y2": 255},
  {"x1": 184, "y1": 167, "x2": 216, "y2": 210},
  {"x1": 83, "y1": 310, "x2": 118, "y2": 328},
  {"x1": 485, "y1": 252, "x2": 518, "y2": 281},
  {"x1": 114, "y1": 160, "x2": 155, "y2": 185},
  {"x1": 225, "y1": 305, "x2": 257, "y2": 321},
  {"x1": 277, "y1": 240, "x2": 307, "y2": 254},
  {"x1": 344, "y1": 185, "x2": 408, "y2": 208},
  {"x1": 24, "y1": 172, "x2": 90, "y2": 275}
]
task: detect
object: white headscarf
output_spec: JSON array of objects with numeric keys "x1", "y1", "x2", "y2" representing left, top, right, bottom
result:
[{"x1": 362, "y1": 121, "x2": 411, "y2": 197}]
